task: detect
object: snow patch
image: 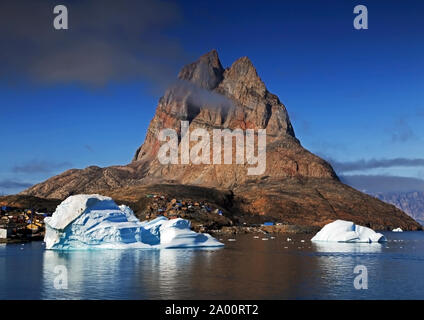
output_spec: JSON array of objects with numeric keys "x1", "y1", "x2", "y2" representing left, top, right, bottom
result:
[
  {"x1": 311, "y1": 220, "x2": 386, "y2": 243},
  {"x1": 44, "y1": 194, "x2": 223, "y2": 250}
]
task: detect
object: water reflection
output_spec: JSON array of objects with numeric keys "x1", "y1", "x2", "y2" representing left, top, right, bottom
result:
[
  {"x1": 307, "y1": 242, "x2": 383, "y2": 299},
  {"x1": 1, "y1": 232, "x2": 424, "y2": 299},
  {"x1": 39, "y1": 240, "x2": 383, "y2": 299},
  {"x1": 138, "y1": 249, "x2": 198, "y2": 299},
  {"x1": 41, "y1": 247, "x2": 220, "y2": 299},
  {"x1": 42, "y1": 249, "x2": 150, "y2": 299},
  {"x1": 312, "y1": 242, "x2": 383, "y2": 253}
]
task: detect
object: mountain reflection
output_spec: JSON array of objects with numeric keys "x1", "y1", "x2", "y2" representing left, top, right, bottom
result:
[
  {"x1": 7, "y1": 233, "x2": 417, "y2": 300},
  {"x1": 39, "y1": 238, "x2": 382, "y2": 299}
]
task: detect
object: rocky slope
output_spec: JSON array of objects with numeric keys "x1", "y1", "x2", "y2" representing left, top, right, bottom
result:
[{"x1": 19, "y1": 50, "x2": 421, "y2": 230}]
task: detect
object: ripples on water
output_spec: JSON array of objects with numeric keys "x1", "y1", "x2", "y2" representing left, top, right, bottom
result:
[{"x1": 1, "y1": 231, "x2": 423, "y2": 299}]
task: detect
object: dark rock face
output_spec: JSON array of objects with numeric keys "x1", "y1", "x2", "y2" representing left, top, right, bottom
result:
[{"x1": 20, "y1": 50, "x2": 421, "y2": 230}]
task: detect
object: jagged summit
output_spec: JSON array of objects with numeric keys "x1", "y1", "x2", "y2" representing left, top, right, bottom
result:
[
  {"x1": 178, "y1": 49, "x2": 224, "y2": 90},
  {"x1": 133, "y1": 50, "x2": 296, "y2": 163},
  {"x1": 177, "y1": 50, "x2": 265, "y2": 97},
  {"x1": 221, "y1": 56, "x2": 266, "y2": 95}
]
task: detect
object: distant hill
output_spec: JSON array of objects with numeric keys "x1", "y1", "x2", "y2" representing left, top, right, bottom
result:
[{"x1": 372, "y1": 191, "x2": 424, "y2": 226}]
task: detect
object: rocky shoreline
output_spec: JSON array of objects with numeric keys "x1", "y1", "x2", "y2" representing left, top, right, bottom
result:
[{"x1": 206, "y1": 225, "x2": 321, "y2": 236}]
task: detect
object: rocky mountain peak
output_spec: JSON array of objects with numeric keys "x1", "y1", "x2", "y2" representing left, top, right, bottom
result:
[
  {"x1": 217, "y1": 55, "x2": 267, "y2": 105},
  {"x1": 178, "y1": 49, "x2": 224, "y2": 90},
  {"x1": 132, "y1": 50, "x2": 297, "y2": 163},
  {"x1": 223, "y1": 56, "x2": 265, "y2": 89},
  {"x1": 17, "y1": 50, "x2": 422, "y2": 231}
]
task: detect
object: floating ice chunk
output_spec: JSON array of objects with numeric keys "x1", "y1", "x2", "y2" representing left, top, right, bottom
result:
[
  {"x1": 157, "y1": 218, "x2": 220, "y2": 248},
  {"x1": 311, "y1": 220, "x2": 386, "y2": 243},
  {"x1": 392, "y1": 227, "x2": 403, "y2": 232},
  {"x1": 44, "y1": 194, "x2": 223, "y2": 250}
]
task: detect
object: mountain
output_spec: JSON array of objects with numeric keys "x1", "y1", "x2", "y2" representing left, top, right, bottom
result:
[
  {"x1": 372, "y1": 191, "x2": 424, "y2": 225},
  {"x1": 19, "y1": 50, "x2": 421, "y2": 230}
]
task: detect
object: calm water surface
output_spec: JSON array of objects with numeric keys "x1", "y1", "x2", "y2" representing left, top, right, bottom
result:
[{"x1": 1, "y1": 231, "x2": 423, "y2": 299}]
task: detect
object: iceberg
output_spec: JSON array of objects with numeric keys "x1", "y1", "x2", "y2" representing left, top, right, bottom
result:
[
  {"x1": 44, "y1": 194, "x2": 224, "y2": 250},
  {"x1": 392, "y1": 227, "x2": 403, "y2": 232},
  {"x1": 311, "y1": 220, "x2": 386, "y2": 243}
]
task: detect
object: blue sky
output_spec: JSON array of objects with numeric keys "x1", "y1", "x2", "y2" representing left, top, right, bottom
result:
[{"x1": 1, "y1": 0, "x2": 424, "y2": 194}]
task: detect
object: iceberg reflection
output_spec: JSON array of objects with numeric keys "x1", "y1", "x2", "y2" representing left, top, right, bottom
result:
[
  {"x1": 312, "y1": 241, "x2": 383, "y2": 253},
  {"x1": 41, "y1": 246, "x2": 222, "y2": 299}
]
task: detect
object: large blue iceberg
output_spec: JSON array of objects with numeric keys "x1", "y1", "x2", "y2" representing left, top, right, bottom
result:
[{"x1": 44, "y1": 194, "x2": 224, "y2": 250}]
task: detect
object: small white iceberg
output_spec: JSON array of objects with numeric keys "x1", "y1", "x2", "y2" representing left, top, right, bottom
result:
[
  {"x1": 44, "y1": 194, "x2": 224, "y2": 250},
  {"x1": 392, "y1": 227, "x2": 403, "y2": 232},
  {"x1": 311, "y1": 220, "x2": 386, "y2": 243}
]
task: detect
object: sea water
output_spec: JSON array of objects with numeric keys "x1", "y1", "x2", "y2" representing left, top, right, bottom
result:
[{"x1": 0, "y1": 231, "x2": 423, "y2": 299}]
